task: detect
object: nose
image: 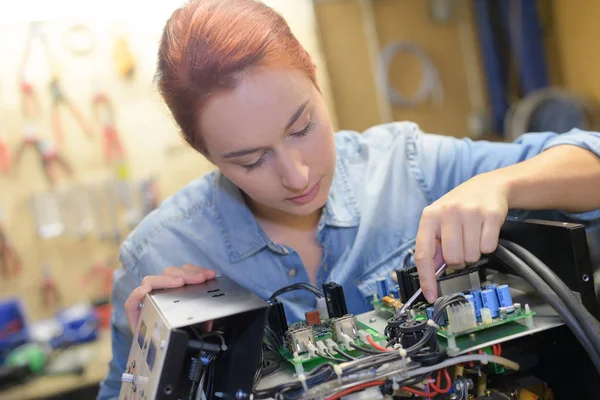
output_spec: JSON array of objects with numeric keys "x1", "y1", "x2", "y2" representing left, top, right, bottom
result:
[{"x1": 279, "y1": 148, "x2": 309, "y2": 191}]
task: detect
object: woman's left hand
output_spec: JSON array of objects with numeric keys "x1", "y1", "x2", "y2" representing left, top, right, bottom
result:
[{"x1": 414, "y1": 173, "x2": 510, "y2": 303}]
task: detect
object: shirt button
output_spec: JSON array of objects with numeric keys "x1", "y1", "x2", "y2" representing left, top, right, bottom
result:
[{"x1": 288, "y1": 268, "x2": 297, "y2": 277}]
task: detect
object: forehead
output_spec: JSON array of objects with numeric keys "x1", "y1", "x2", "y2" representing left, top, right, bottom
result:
[{"x1": 199, "y1": 67, "x2": 313, "y2": 155}]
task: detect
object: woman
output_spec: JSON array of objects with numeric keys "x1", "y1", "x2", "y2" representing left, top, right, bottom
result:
[{"x1": 98, "y1": 0, "x2": 600, "y2": 397}]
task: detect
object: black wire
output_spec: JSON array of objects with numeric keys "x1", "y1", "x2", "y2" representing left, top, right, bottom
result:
[
  {"x1": 500, "y1": 239, "x2": 600, "y2": 352},
  {"x1": 491, "y1": 244, "x2": 600, "y2": 374},
  {"x1": 350, "y1": 343, "x2": 384, "y2": 354},
  {"x1": 332, "y1": 346, "x2": 356, "y2": 361},
  {"x1": 269, "y1": 282, "x2": 324, "y2": 300}
]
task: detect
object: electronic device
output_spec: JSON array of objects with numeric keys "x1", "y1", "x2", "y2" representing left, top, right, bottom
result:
[
  {"x1": 117, "y1": 275, "x2": 268, "y2": 400},
  {"x1": 119, "y1": 218, "x2": 600, "y2": 399}
]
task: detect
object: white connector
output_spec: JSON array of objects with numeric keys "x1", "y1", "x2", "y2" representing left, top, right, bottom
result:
[
  {"x1": 447, "y1": 302, "x2": 477, "y2": 333},
  {"x1": 325, "y1": 338, "x2": 337, "y2": 353},
  {"x1": 358, "y1": 330, "x2": 370, "y2": 344},
  {"x1": 316, "y1": 297, "x2": 328, "y2": 320},
  {"x1": 306, "y1": 343, "x2": 318, "y2": 358},
  {"x1": 316, "y1": 341, "x2": 328, "y2": 354},
  {"x1": 341, "y1": 332, "x2": 354, "y2": 350}
]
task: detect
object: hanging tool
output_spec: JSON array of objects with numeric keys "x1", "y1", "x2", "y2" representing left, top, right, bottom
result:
[
  {"x1": 80, "y1": 259, "x2": 115, "y2": 298},
  {"x1": 13, "y1": 134, "x2": 72, "y2": 185},
  {"x1": 49, "y1": 76, "x2": 93, "y2": 146},
  {"x1": 0, "y1": 210, "x2": 21, "y2": 279},
  {"x1": 40, "y1": 264, "x2": 61, "y2": 309},
  {"x1": 114, "y1": 36, "x2": 136, "y2": 80},
  {"x1": 91, "y1": 92, "x2": 126, "y2": 164},
  {"x1": 20, "y1": 21, "x2": 92, "y2": 148},
  {"x1": 13, "y1": 81, "x2": 72, "y2": 186},
  {"x1": 30, "y1": 192, "x2": 65, "y2": 239}
]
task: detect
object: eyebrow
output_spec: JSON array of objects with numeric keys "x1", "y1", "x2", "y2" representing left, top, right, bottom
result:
[{"x1": 222, "y1": 100, "x2": 310, "y2": 159}]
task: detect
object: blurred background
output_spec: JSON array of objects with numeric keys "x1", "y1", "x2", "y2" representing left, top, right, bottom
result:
[{"x1": 0, "y1": 0, "x2": 598, "y2": 398}]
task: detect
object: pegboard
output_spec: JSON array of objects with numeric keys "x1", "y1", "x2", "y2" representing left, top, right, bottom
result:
[{"x1": 0, "y1": 1, "x2": 336, "y2": 322}]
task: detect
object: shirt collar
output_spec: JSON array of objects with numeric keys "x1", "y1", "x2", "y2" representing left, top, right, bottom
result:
[{"x1": 214, "y1": 156, "x2": 360, "y2": 263}]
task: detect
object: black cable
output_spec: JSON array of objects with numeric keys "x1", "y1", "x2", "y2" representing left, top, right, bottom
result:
[
  {"x1": 491, "y1": 244, "x2": 600, "y2": 374},
  {"x1": 350, "y1": 343, "x2": 384, "y2": 354},
  {"x1": 332, "y1": 346, "x2": 356, "y2": 361},
  {"x1": 500, "y1": 239, "x2": 600, "y2": 352},
  {"x1": 269, "y1": 282, "x2": 324, "y2": 301}
]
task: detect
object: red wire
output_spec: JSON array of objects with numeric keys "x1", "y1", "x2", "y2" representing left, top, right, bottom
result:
[
  {"x1": 401, "y1": 386, "x2": 438, "y2": 398},
  {"x1": 324, "y1": 380, "x2": 386, "y2": 400},
  {"x1": 366, "y1": 335, "x2": 393, "y2": 352},
  {"x1": 428, "y1": 369, "x2": 452, "y2": 394}
]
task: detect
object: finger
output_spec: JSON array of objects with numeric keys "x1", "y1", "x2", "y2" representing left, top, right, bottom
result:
[
  {"x1": 441, "y1": 210, "x2": 464, "y2": 268},
  {"x1": 124, "y1": 283, "x2": 152, "y2": 333},
  {"x1": 164, "y1": 265, "x2": 217, "y2": 284},
  {"x1": 462, "y1": 210, "x2": 483, "y2": 263},
  {"x1": 480, "y1": 213, "x2": 503, "y2": 254},
  {"x1": 414, "y1": 208, "x2": 440, "y2": 303},
  {"x1": 141, "y1": 275, "x2": 185, "y2": 288},
  {"x1": 181, "y1": 264, "x2": 217, "y2": 280}
]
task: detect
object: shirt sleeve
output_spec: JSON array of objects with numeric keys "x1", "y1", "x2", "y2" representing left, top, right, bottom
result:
[
  {"x1": 403, "y1": 126, "x2": 600, "y2": 221},
  {"x1": 96, "y1": 243, "x2": 141, "y2": 400}
]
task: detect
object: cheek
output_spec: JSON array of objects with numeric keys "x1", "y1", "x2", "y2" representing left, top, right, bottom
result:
[{"x1": 223, "y1": 168, "x2": 280, "y2": 201}]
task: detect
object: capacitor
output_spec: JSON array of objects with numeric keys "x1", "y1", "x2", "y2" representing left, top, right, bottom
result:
[
  {"x1": 464, "y1": 294, "x2": 481, "y2": 320},
  {"x1": 426, "y1": 306, "x2": 446, "y2": 325},
  {"x1": 376, "y1": 277, "x2": 389, "y2": 300},
  {"x1": 495, "y1": 284, "x2": 513, "y2": 308},
  {"x1": 469, "y1": 289, "x2": 483, "y2": 318},
  {"x1": 481, "y1": 289, "x2": 500, "y2": 318},
  {"x1": 485, "y1": 283, "x2": 498, "y2": 291}
]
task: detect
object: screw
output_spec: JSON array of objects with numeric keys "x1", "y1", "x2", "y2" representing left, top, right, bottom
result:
[
  {"x1": 469, "y1": 333, "x2": 476, "y2": 341},
  {"x1": 583, "y1": 274, "x2": 590, "y2": 282}
]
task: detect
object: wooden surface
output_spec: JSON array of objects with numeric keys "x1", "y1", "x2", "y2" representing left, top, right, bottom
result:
[
  {"x1": 0, "y1": 329, "x2": 112, "y2": 400},
  {"x1": 314, "y1": 0, "x2": 490, "y2": 137}
]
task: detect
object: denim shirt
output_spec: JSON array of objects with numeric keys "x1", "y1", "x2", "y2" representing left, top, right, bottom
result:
[{"x1": 97, "y1": 122, "x2": 600, "y2": 399}]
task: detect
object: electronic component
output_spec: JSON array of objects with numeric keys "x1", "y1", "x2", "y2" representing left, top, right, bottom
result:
[
  {"x1": 286, "y1": 326, "x2": 315, "y2": 354},
  {"x1": 322, "y1": 282, "x2": 348, "y2": 319},
  {"x1": 496, "y1": 284, "x2": 513, "y2": 308},
  {"x1": 480, "y1": 307, "x2": 493, "y2": 324},
  {"x1": 470, "y1": 289, "x2": 484, "y2": 318},
  {"x1": 481, "y1": 288, "x2": 500, "y2": 318},
  {"x1": 305, "y1": 310, "x2": 321, "y2": 326},
  {"x1": 118, "y1": 275, "x2": 268, "y2": 400},
  {"x1": 396, "y1": 319, "x2": 432, "y2": 349},
  {"x1": 446, "y1": 302, "x2": 477, "y2": 333},
  {"x1": 267, "y1": 298, "x2": 288, "y2": 345},
  {"x1": 330, "y1": 314, "x2": 358, "y2": 342},
  {"x1": 464, "y1": 293, "x2": 481, "y2": 320},
  {"x1": 437, "y1": 264, "x2": 482, "y2": 296},
  {"x1": 426, "y1": 306, "x2": 446, "y2": 325},
  {"x1": 395, "y1": 266, "x2": 425, "y2": 304},
  {"x1": 375, "y1": 277, "x2": 389, "y2": 299}
]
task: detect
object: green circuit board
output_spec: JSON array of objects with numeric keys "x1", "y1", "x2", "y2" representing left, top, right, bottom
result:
[
  {"x1": 372, "y1": 299, "x2": 536, "y2": 353},
  {"x1": 279, "y1": 320, "x2": 386, "y2": 370}
]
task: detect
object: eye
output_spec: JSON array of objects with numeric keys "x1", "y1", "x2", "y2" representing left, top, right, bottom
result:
[
  {"x1": 242, "y1": 153, "x2": 267, "y2": 172},
  {"x1": 292, "y1": 120, "x2": 315, "y2": 138}
]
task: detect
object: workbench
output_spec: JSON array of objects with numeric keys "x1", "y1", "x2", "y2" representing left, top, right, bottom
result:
[{"x1": 0, "y1": 330, "x2": 112, "y2": 400}]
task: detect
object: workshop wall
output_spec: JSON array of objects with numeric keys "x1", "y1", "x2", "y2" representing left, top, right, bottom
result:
[
  {"x1": 314, "y1": 0, "x2": 489, "y2": 137},
  {"x1": 551, "y1": 0, "x2": 600, "y2": 105},
  {"x1": 0, "y1": 0, "x2": 335, "y2": 322}
]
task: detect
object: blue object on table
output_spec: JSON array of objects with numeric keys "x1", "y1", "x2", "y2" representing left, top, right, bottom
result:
[
  {"x1": 0, "y1": 298, "x2": 29, "y2": 364},
  {"x1": 50, "y1": 304, "x2": 98, "y2": 349}
]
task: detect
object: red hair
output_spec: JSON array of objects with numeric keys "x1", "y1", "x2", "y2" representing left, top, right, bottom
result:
[{"x1": 156, "y1": 0, "x2": 318, "y2": 155}]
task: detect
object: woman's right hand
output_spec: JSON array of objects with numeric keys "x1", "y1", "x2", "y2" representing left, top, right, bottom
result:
[{"x1": 124, "y1": 264, "x2": 217, "y2": 333}]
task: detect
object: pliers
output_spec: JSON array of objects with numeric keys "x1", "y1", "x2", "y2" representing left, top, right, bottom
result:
[
  {"x1": 92, "y1": 92, "x2": 126, "y2": 163},
  {"x1": 50, "y1": 76, "x2": 93, "y2": 146},
  {"x1": 13, "y1": 136, "x2": 72, "y2": 185},
  {"x1": 41, "y1": 264, "x2": 61, "y2": 308}
]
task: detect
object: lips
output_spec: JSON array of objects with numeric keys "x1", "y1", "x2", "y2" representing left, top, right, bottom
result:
[{"x1": 287, "y1": 180, "x2": 321, "y2": 205}]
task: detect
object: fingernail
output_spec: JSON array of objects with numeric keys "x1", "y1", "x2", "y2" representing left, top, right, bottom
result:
[
  {"x1": 424, "y1": 291, "x2": 435, "y2": 303},
  {"x1": 142, "y1": 284, "x2": 152, "y2": 292}
]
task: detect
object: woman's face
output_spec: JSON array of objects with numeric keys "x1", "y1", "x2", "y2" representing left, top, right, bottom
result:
[{"x1": 199, "y1": 66, "x2": 336, "y2": 217}]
